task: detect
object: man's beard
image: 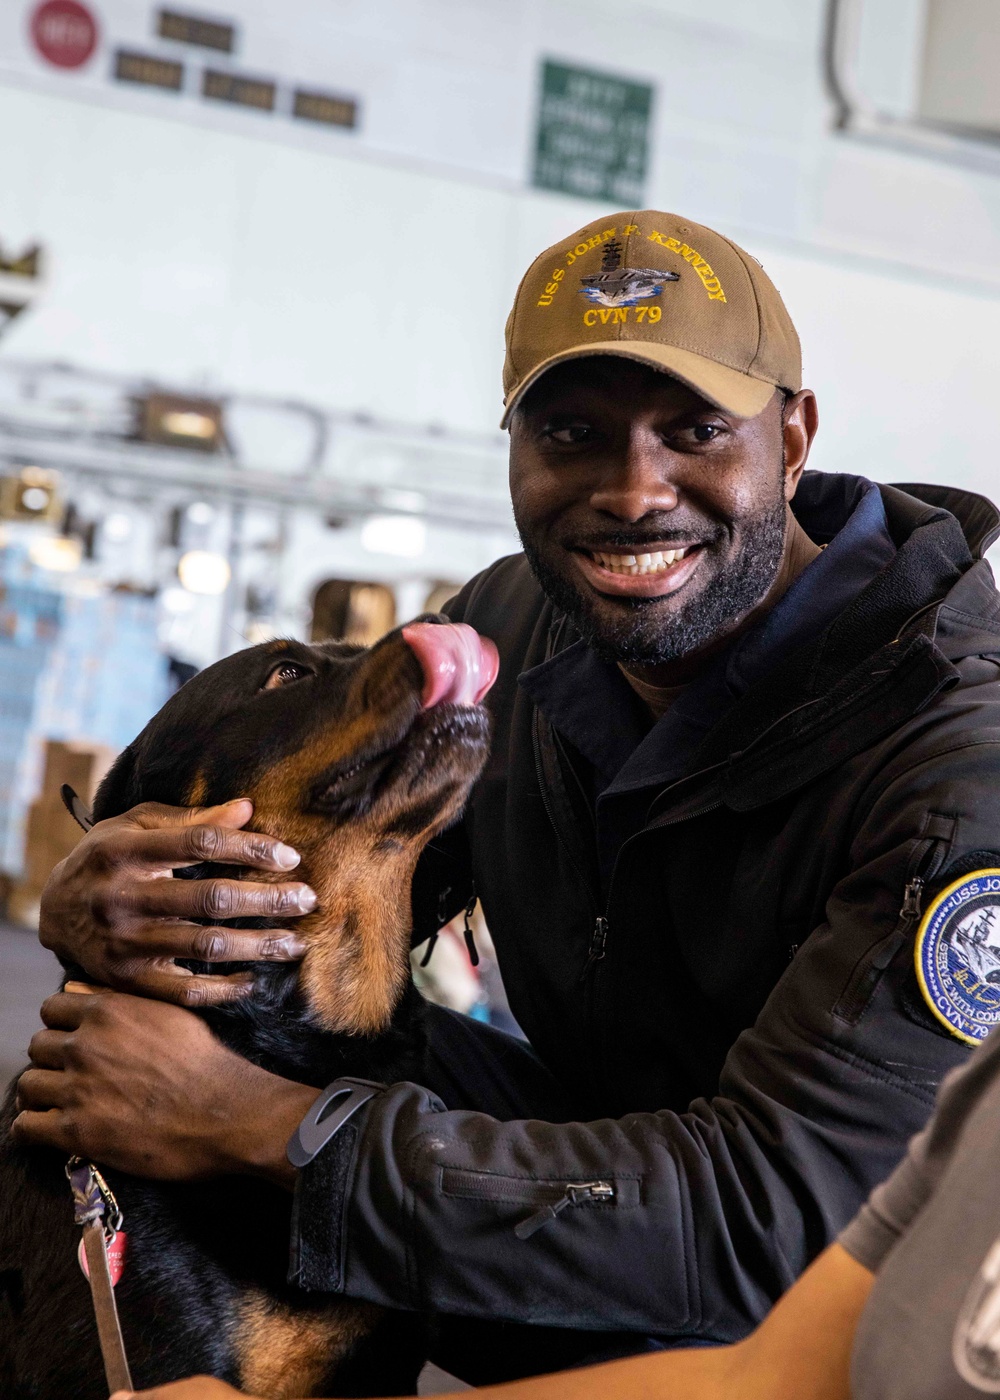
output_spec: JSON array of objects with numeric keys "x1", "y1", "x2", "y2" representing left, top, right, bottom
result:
[{"x1": 516, "y1": 497, "x2": 788, "y2": 666}]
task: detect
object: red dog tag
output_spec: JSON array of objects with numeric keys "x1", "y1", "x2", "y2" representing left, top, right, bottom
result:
[{"x1": 78, "y1": 1229, "x2": 128, "y2": 1287}]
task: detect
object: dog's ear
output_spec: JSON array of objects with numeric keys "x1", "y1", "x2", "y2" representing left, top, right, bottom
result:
[{"x1": 91, "y1": 742, "x2": 144, "y2": 823}]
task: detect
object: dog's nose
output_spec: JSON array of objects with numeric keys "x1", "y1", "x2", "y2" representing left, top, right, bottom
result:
[{"x1": 401, "y1": 622, "x2": 499, "y2": 709}]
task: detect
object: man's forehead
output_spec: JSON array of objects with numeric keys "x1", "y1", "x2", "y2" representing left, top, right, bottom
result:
[{"x1": 516, "y1": 356, "x2": 717, "y2": 416}]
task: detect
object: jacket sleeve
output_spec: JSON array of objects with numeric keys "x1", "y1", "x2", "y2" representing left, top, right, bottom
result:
[{"x1": 290, "y1": 735, "x2": 1000, "y2": 1341}]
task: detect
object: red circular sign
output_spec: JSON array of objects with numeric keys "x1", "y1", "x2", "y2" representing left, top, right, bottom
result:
[{"x1": 30, "y1": 0, "x2": 98, "y2": 69}]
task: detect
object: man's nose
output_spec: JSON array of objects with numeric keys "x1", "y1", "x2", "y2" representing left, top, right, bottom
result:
[{"x1": 588, "y1": 434, "x2": 679, "y2": 522}]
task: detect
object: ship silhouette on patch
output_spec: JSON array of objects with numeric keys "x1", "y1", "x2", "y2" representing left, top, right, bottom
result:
[
  {"x1": 579, "y1": 240, "x2": 678, "y2": 308},
  {"x1": 951, "y1": 904, "x2": 1000, "y2": 985}
]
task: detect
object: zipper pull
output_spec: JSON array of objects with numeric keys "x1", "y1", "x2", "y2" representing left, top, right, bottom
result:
[
  {"x1": 901, "y1": 876, "x2": 925, "y2": 922},
  {"x1": 579, "y1": 916, "x2": 608, "y2": 982},
  {"x1": 463, "y1": 895, "x2": 479, "y2": 968},
  {"x1": 514, "y1": 1181, "x2": 615, "y2": 1240}
]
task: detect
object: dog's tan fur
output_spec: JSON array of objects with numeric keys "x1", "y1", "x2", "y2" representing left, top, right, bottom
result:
[
  {"x1": 244, "y1": 721, "x2": 468, "y2": 1036},
  {"x1": 234, "y1": 1292, "x2": 379, "y2": 1399}
]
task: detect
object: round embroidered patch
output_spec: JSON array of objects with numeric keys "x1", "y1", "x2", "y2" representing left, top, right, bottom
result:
[{"x1": 915, "y1": 869, "x2": 1000, "y2": 1045}]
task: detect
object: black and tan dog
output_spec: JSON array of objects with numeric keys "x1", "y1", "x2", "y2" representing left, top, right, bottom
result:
[{"x1": 0, "y1": 619, "x2": 497, "y2": 1398}]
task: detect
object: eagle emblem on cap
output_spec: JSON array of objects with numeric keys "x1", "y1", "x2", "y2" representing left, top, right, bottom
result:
[{"x1": 579, "y1": 240, "x2": 678, "y2": 308}]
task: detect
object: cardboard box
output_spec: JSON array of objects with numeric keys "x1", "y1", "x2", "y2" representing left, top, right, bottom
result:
[{"x1": 8, "y1": 739, "x2": 116, "y2": 928}]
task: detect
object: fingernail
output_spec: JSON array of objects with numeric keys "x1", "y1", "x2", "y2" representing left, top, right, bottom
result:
[
  {"x1": 264, "y1": 936, "x2": 307, "y2": 959},
  {"x1": 274, "y1": 843, "x2": 301, "y2": 869},
  {"x1": 297, "y1": 886, "x2": 317, "y2": 912}
]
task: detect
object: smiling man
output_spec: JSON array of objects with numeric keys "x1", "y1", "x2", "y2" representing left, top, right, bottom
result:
[{"x1": 16, "y1": 212, "x2": 1000, "y2": 1383}]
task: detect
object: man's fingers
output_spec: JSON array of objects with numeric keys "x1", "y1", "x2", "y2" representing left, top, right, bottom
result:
[
  {"x1": 122, "y1": 877, "x2": 317, "y2": 923},
  {"x1": 27, "y1": 1028, "x2": 68, "y2": 1069},
  {"x1": 39, "y1": 991, "x2": 92, "y2": 1030},
  {"x1": 130, "y1": 922, "x2": 307, "y2": 965},
  {"x1": 16, "y1": 1067, "x2": 69, "y2": 1109},
  {"x1": 10, "y1": 1108, "x2": 72, "y2": 1152},
  {"x1": 125, "y1": 799, "x2": 253, "y2": 832},
  {"x1": 110, "y1": 822, "x2": 302, "y2": 874},
  {"x1": 123, "y1": 962, "x2": 256, "y2": 1008}
]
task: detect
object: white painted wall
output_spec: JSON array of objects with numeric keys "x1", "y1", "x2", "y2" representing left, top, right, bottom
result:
[{"x1": 1, "y1": 0, "x2": 999, "y2": 547}]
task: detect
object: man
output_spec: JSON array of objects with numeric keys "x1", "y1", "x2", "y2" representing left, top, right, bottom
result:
[{"x1": 14, "y1": 211, "x2": 1000, "y2": 1378}]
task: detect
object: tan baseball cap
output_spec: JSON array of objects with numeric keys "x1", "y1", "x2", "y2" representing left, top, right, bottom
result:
[{"x1": 501, "y1": 210, "x2": 801, "y2": 426}]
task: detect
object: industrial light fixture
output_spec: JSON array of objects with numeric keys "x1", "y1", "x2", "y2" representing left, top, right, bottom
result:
[
  {"x1": 177, "y1": 549, "x2": 231, "y2": 594},
  {"x1": 28, "y1": 534, "x2": 82, "y2": 572},
  {"x1": 0, "y1": 466, "x2": 61, "y2": 522},
  {"x1": 135, "y1": 394, "x2": 225, "y2": 452},
  {"x1": 102, "y1": 512, "x2": 133, "y2": 542},
  {"x1": 360, "y1": 515, "x2": 427, "y2": 558}
]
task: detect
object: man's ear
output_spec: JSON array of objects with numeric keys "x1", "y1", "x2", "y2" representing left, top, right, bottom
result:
[
  {"x1": 91, "y1": 743, "x2": 143, "y2": 823},
  {"x1": 781, "y1": 389, "x2": 819, "y2": 500}
]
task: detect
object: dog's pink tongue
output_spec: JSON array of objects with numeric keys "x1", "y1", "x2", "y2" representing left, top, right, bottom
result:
[{"x1": 402, "y1": 622, "x2": 499, "y2": 708}]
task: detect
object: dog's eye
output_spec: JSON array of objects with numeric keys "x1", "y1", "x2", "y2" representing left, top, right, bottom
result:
[{"x1": 262, "y1": 661, "x2": 312, "y2": 690}]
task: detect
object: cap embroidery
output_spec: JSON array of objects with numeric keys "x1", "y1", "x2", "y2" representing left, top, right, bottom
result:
[
  {"x1": 578, "y1": 239, "x2": 678, "y2": 309},
  {"x1": 648, "y1": 231, "x2": 727, "y2": 302}
]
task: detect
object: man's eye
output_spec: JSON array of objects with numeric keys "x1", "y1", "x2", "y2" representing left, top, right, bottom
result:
[
  {"x1": 262, "y1": 662, "x2": 312, "y2": 690},
  {"x1": 674, "y1": 423, "x2": 724, "y2": 445},
  {"x1": 545, "y1": 423, "x2": 594, "y2": 445}
]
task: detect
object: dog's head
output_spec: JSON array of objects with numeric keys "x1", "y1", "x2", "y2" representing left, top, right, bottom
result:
[{"x1": 92, "y1": 620, "x2": 497, "y2": 1032}]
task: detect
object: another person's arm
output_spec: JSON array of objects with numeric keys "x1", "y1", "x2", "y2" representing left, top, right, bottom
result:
[{"x1": 109, "y1": 1244, "x2": 873, "y2": 1400}]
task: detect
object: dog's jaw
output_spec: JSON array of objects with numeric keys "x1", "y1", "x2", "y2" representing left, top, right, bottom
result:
[{"x1": 295, "y1": 830, "x2": 421, "y2": 1035}]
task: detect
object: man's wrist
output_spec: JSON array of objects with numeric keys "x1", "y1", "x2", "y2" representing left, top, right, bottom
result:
[{"x1": 228, "y1": 1073, "x2": 321, "y2": 1189}]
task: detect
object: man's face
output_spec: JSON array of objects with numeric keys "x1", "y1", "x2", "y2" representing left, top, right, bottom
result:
[{"x1": 509, "y1": 358, "x2": 811, "y2": 666}]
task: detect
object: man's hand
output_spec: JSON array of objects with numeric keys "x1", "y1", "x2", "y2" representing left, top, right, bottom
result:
[
  {"x1": 11, "y1": 987, "x2": 319, "y2": 1185},
  {"x1": 39, "y1": 799, "x2": 317, "y2": 1005}
]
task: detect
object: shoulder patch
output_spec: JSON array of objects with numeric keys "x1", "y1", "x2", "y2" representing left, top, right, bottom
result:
[{"x1": 915, "y1": 869, "x2": 1000, "y2": 1045}]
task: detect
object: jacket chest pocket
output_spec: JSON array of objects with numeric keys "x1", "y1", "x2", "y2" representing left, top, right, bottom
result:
[{"x1": 833, "y1": 813, "x2": 957, "y2": 1027}]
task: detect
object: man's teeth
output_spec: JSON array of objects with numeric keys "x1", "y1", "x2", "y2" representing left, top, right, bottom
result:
[{"x1": 591, "y1": 547, "x2": 692, "y2": 576}]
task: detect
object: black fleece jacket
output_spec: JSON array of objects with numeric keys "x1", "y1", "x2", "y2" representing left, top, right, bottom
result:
[{"x1": 290, "y1": 474, "x2": 1000, "y2": 1343}]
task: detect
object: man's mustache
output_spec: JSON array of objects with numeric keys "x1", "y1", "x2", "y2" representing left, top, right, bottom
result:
[{"x1": 565, "y1": 527, "x2": 724, "y2": 551}]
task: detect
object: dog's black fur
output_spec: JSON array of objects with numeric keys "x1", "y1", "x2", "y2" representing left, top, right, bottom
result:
[{"x1": 0, "y1": 624, "x2": 491, "y2": 1398}]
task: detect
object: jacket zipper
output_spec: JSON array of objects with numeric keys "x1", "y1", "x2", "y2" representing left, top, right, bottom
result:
[
  {"x1": 515, "y1": 1181, "x2": 615, "y2": 1239},
  {"x1": 834, "y1": 832, "x2": 950, "y2": 1024},
  {"x1": 442, "y1": 1167, "x2": 616, "y2": 1238},
  {"x1": 578, "y1": 774, "x2": 727, "y2": 986},
  {"x1": 900, "y1": 873, "x2": 925, "y2": 922},
  {"x1": 580, "y1": 916, "x2": 608, "y2": 982}
]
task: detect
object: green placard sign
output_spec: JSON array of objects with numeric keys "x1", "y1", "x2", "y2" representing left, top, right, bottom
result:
[{"x1": 532, "y1": 59, "x2": 654, "y2": 204}]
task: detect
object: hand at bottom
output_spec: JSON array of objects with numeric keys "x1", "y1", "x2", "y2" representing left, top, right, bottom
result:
[{"x1": 112, "y1": 1381, "x2": 259, "y2": 1400}]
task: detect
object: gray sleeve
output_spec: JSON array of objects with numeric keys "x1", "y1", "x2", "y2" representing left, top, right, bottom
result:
[
  {"x1": 839, "y1": 1031, "x2": 1000, "y2": 1271},
  {"x1": 838, "y1": 1126, "x2": 933, "y2": 1271}
]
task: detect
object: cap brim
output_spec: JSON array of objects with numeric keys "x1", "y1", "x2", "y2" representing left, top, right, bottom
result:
[{"x1": 500, "y1": 342, "x2": 778, "y2": 428}]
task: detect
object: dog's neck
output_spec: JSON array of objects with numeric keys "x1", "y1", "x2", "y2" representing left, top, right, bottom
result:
[{"x1": 262, "y1": 822, "x2": 422, "y2": 1035}]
